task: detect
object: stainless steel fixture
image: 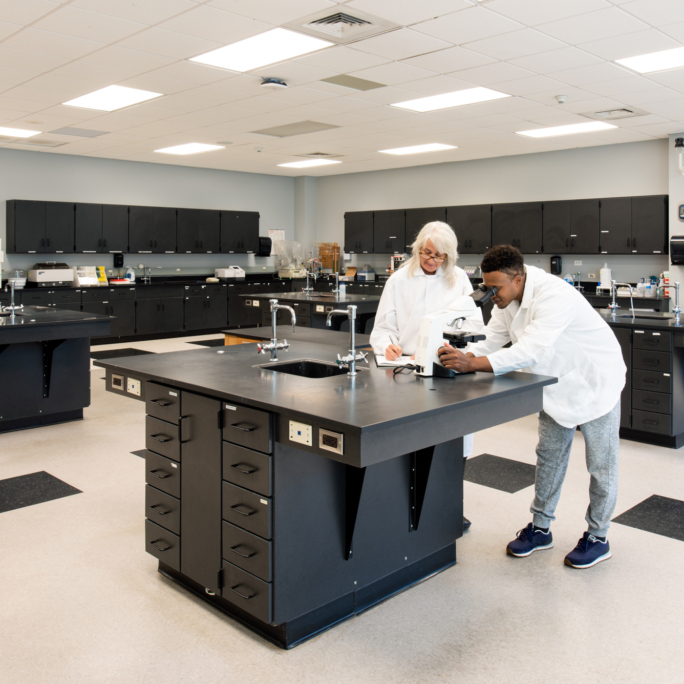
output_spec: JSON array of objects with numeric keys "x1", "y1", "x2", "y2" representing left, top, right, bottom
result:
[
  {"x1": 2, "y1": 280, "x2": 24, "y2": 318},
  {"x1": 257, "y1": 298, "x2": 296, "y2": 361},
  {"x1": 658, "y1": 282, "x2": 682, "y2": 321},
  {"x1": 326, "y1": 305, "x2": 368, "y2": 376},
  {"x1": 608, "y1": 280, "x2": 634, "y2": 317}
]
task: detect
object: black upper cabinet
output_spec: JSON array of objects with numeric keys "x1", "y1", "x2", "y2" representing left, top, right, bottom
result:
[
  {"x1": 178, "y1": 209, "x2": 220, "y2": 254},
  {"x1": 45, "y1": 202, "x2": 74, "y2": 253},
  {"x1": 631, "y1": 195, "x2": 668, "y2": 255},
  {"x1": 102, "y1": 204, "x2": 128, "y2": 253},
  {"x1": 75, "y1": 203, "x2": 103, "y2": 253},
  {"x1": 447, "y1": 205, "x2": 491, "y2": 255},
  {"x1": 492, "y1": 203, "x2": 542, "y2": 254},
  {"x1": 542, "y1": 201, "x2": 572, "y2": 254},
  {"x1": 373, "y1": 210, "x2": 405, "y2": 254},
  {"x1": 405, "y1": 207, "x2": 446, "y2": 249},
  {"x1": 543, "y1": 200, "x2": 599, "y2": 254},
  {"x1": 220, "y1": 210, "x2": 259, "y2": 253},
  {"x1": 129, "y1": 206, "x2": 154, "y2": 253},
  {"x1": 599, "y1": 197, "x2": 632, "y2": 255},
  {"x1": 7, "y1": 200, "x2": 46, "y2": 253},
  {"x1": 153, "y1": 207, "x2": 176, "y2": 253},
  {"x1": 344, "y1": 211, "x2": 373, "y2": 254},
  {"x1": 130, "y1": 206, "x2": 176, "y2": 253},
  {"x1": 198, "y1": 210, "x2": 220, "y2": 253}
]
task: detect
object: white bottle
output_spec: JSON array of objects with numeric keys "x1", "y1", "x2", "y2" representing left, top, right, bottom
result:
[
  {"x1": 563, "y1": 273, "x2": 574, "y2": 285},
  {"x1": 339, "y1": 282, "x2": 346, "y2": 298},
  {"x1": 126, "y1": 266, "x2": 135, "y2": 283},
  {"x1": 600, "y1": 263, "x2": 611, "y2": 288}
]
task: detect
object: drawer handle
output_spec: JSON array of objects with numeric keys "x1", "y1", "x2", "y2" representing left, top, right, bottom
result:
[
  {"x1": 231, "y1": 422, "x2": 257, "y2": 432},
  {"x1": 644, "y1": 360, "x2": 660, "y2": 365},
  {"x1": 643, "y1": 379, "x2": 659, "y2": 385},
  {"x1": 230, "y1": 503, "x2": 257, "y2": 517},
  {"x1": 150, "y1": 469, "x2": 171, "y2": 479},
  {"x1": 150, "y1": 434, "x2": 172, "y2": 443},
  {"x1": 231, "y1": 463, "x2": 257, "y2": 475},
  {"x1": 150, "y1": 399, "x2": 171, "y2": 407},
  {"x1": 230, "y1": 584, "x2": 256, "y2": 600},
  {"x1": 149, "y1": 539, "x2": 171, "y2": 552},
  {"x1": 643, "y1": 420, "x2": 659, "y2": 426},
  {"x1": 643, "y1": 399, "x2": 659, "y2": 405},
  {"x1": 150, "y1": 504, "x2": 171, "y2": 515},
  {"x1": 230, "y1": 544, "x2": 257, "y2": 559}
]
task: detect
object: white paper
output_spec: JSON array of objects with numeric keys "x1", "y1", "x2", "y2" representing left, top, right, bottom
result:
[{"x1": 375, "y1": 354, "x2": 414, "y2": 367}]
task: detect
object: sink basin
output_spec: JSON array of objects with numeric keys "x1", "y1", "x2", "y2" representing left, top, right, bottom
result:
[
  {"x1": 258, "y1": 359, "x2": 354, "y2": 378},
  {"x1": 613, "y1": 312, "x2": 675, "y2": 319},
  {"x1": 303, "y1": 291, "x2": 337, "y2": 298}
]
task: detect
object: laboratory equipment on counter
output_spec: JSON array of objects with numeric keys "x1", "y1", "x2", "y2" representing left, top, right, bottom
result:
[
  {"x1": 413, "y1": 284, "x2": 496, "y2": 378},
  {"x1": 357, "y1": 266, "x2": 376, "y2": 281},
  {"x1": 7, "y1": 269, "x2": 26, "y2": 289},
  {"x1": 257, "y1": 299, "x2": 296, "y2": 362},
  {"x1": 563, "y1": 273, "x2": 574, "y2": 286},
  {"x1": 2, "y1": 280, "x2": 23, "y2": 317},
  {"x1": 600, "y1": 263, "x2": 612, "y2": 287},
  {"x1": 215, "y1": 266, "x2": 245, "y2": 281},
  {"x1": 340, "y1": 266, "x2": 356, "y2": 282},
  {"x1": 390, "y1": 255, "x2": 406, "y2": 273},
  {"x1": 275, "y1": 240, "x2": 306, "y2": 278},
  {"x1": 326, "y1": 305, "x2": 368, "y2": 377},
  {"x1": 462, "y1": 265, "x2": 479, "y2": 277},
  {"x1": 75, "y1": 266, "x2": 99, "y2": 287},
  {"x1": 658, "y1": 283, "x2": 682, "y2": 321},
  {"x1": 27, "y1": 263, "x2": 74, "y2": 287}
]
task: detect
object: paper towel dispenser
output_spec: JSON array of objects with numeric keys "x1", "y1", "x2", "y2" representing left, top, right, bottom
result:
[{"x1": 671, "y1": 236, "x2": 684, "y2": 265}]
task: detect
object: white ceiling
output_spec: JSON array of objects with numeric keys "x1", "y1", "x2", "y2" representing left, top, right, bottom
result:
[{"x1": 0, "y1": 0, "x2": 683, "y2": 177}]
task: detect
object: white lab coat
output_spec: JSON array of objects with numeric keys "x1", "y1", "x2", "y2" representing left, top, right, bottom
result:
[
  {"x1": 370, "y1": 263, "x2": 484, "y2": 457},
  {"x1": 469, "y1": 265, "x2": 626, "y2": 428}
]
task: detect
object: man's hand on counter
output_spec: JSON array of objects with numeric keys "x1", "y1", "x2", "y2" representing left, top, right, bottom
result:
[
  {"x1": 385, "y1": 344, "x2": 403, "y2": 361},
  {"x1": 438, "y1": 346, "x2": 493, "y2": 373}
]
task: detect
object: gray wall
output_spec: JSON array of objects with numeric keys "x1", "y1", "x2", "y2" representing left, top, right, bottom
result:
[
  {"x1": 668, "y1": 133, "x2": 684, "y2": 294},
  {"x1": 0, "y1": 148, "x2": 295, "y2": 278}
]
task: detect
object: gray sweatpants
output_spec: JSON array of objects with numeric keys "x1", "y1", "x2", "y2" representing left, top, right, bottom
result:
[{"x1": 531, "y1": 401, "x2": 620, "y2": 538}]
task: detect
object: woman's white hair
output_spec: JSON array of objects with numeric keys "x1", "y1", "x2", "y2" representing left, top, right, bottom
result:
[{"x1": 403, "y1": 221, "x2": 459, "y2": 286}]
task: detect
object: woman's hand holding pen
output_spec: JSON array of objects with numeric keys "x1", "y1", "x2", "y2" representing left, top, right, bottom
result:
[{"x1": 385, "y1": 344, "x2": 403, "y2": 361}]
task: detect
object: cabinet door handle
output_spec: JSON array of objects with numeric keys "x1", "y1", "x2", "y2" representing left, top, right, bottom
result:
[
  {"x1": 230, "y1": 544, "x2": 257, "y2": 559},
  {"x1": 150, "y1": 434, "x2": 172, "y2": 443},
  {"x1": 150, "y1": 469, "x2": 171, "y2": 479},
  {"x1": 627, "y1": 237, "x2": 631, "y2": 247},
  {"x1": 150, "y1": 399, "x2": 171, "y2": 407},
  {"x1": 571, "y1": 238, "x2": 575, "y2": 247},
  {"x1": 566, "y1": 238, "x2": 569, "y2": 247},
  {"x1": 149, "y1": 504, "x2": 171, "y2": 515},
  {"x1": 230, "y1": 422, "x2": 257, "y2": 432},
  {"x1": 195, "y1": 240, "x2": 199, "y2": 248},
  {"x1": 157, "y1": 303, "x2": 160, "y2": 312},
  {"x1": 47, "y1": 238, "x2": 50, "y2": 247},
  {"x1": 98, "y1": 239, "x2": 102, "y2": 247},
  {"x1": 230, "y1": 584, "x2": 256, "y2": 600},
  {"x1": 643, "y1": 379, "x2": 659, "y2": 385},
  {"x1": 644, "y1": 359, "x2": 660, "y2": 365},
  {"x1": 103, "y1": 239, "x2": 106, "y2": 247},
  {"x1": 162, "y1": 303, "x2": 165, "y2": 312},
  {"x1": 41, "y1": 238, "x2": 45, "y2": 246},
  {"x1": 149, "y1": 539, "x2": 171, "y2": 552},
  {"x1": 633, "y1": 238, "x2": 636, "y2": 248},
  {"x1": 643, "y1": 399, "x2": 659, "y2": 405},
  {"x1": 231, "y1": 463, "x2": 257, "y2": 475},
  {"x1": 643, "y1": 420, "x2": 659, "y2": 426},
  {"x1": 230, "y1": 503, "x2": 257, "y2": 517}
]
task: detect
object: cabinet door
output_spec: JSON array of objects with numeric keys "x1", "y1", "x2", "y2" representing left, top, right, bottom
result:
[
  {"x1": 136, "y1": 298, "x2": 162, "y2": 335},
  {"x1": 599, "y1": 197, "x2": 631, "y2": 255},
  {"x1": 206, "y1": 295, "x2": 227, "y2": 328},
  {"x1": 344, "y1": 212, "x2": 359, "y2": 253},
  {"x1": 102, "y1": 204, "x2": 128, "y2": 253},
  {"x1": 356, "y1": 211, "x2": 373, "y2": 253},
  {"x1": 613, "y1": 327, "x2": 631, "y2": 428},
  {"x1": 373, "y1": 210, "x2": 404, "y2": 254},
  {"x1": 160, "y1": 297, "x2": 184, "y2": 333},
  {"x1": 129, "y1": 206, "x2": 154, "y2": 253},
  {"x1": 75, "y1": 203, "x2": 103, "y2": 253},
  {"x1": 177, "y1": 208, "x2": 199, "y2": 253},
  {"x1": 109, "y1": 300, "x2": 136, "y2": 337},
  {"x1": 569, "y1": 199, "x2": 599, "y2": 253},
  {"x1": 184, "y1": 297, "x2": 206, "y2": 331},
  {"x1": 491, "y1": 203, "x2": 518, "y2": 249},
  {"x1": 152, "y1": 207, "x2": 176, "y2": 253},
  {"x1": 220, "y1": 210, "x2": 239, "y2": 253},
  {"x1": 405, "y1": 207, "x2": 446, "y2": 249},
  {"x1": 517, "y1": 202, "x2": 543, "y2": 254},
  {"x1": 11, "y1": 200, "x2": 46, "y2": 253},
  {"x1": 198, "y1": 209, "x2": 220, "y2": 253},
  {"x1": 447, "y1": 205, "x2": 491, "y2": 254},
  {"x1": 542, "y1": 200, "x2": 572, "y2": 254},
  {"x1": 632, "y1": 195, "x2": 667, "y2": 255},
  {"x1": 82, "y1": 301, "x2": 109, "y2": 338},
  {"x1": 45, "y1": 201, "x2": 74, "y2": 253},
  {"x1": 221, "y1": 211, "x2": 258, "y2": 253}
]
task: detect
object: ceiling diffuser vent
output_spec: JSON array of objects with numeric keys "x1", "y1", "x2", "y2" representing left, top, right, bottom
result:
[
  {"x1": 286, "y1": 8, "x2": 399, "y2": 45},
  {"x1": 16, "y1": 139, "x2": 68, "y2": 147},
  {"x1": 295, "y1": 152, "x2": 342, "y2": 158},
  {"x1": 581, "y1": 107, "x2": 648, "y2": 121}
]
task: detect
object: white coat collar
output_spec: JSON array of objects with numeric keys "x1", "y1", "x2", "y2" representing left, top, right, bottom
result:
[{"x1": 416, "y1": 264, "x2": 446, "y2": 278}]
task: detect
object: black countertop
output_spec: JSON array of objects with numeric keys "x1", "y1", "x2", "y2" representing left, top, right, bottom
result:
[
  {"x1": 600, "y1": 310, "x2": 684, "y2": 334},
  {"x1": 245, "y1": 291, "x2": 381, "y2": 304},
  {"x1": 0, "y1": 306, "x2": 112, "y2": 343},
  {"x1": 223, "y1": 325, "x2": 371, "y2": 348}
]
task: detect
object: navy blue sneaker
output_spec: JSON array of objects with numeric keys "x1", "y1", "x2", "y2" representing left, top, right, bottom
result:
[
  {"x1": 506, "y1": 523, "x2": 553, "y2": 557},
  {"x1": 564, "y1": 532, "x2": 611, "y2": 568}
]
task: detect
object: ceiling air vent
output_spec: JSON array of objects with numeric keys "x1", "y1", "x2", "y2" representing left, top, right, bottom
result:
[
  {"x1": 581, "y1": 107, "x2": 648, "y2": 121},
  {"x1": 295, "y1": 152, "x2": 342, "y2": 158},
  {"x1": 307, "y1": 13, "x2": 371, "y2": 38},
  {"x1": 286, "y1": 8, "x2": 399, "y2": 45}
]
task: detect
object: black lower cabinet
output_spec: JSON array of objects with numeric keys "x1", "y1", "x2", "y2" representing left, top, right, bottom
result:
[
  {"x1": 185, "y1": 296, "x2": 228, "y2": 330},
  {"x1": 613, "y1": 327, "x2": 631, "y2": 428},
  {"x1": 83, "y1": 300, "x2": 135, "y2": 338},
  {"x1": 136, "y1": 298, "x2": 183, "y2": 335}
]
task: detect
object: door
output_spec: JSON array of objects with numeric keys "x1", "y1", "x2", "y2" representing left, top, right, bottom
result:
[
  {"x1": 632, "y1": 195, "x2": 668, "y2": 255},
  {"x1": 75, "y1": 203, "x2": 103, "y2": 253},
  {"x1": 569, "y1": 199, "x2": 599, "y2": 254},
  {"x1": 152, "y1": 207, "x2": 176, "y2": 253},
  {"x1": 136, "y1": 298, "x2": 162, "y2": 335},
  {"x1": 160, "y1": 297, "x2": 184, "y2": 333},
  {"x1": 11, "y1": 200, "x2": 45, "y2": 253},
  {"x1": 184, "y1": 296, "x2": 206, "y2": 330},
  {"x1": 45, "y1": 202, "x2": 74, "y2": 253},
  {"x1": 447, "y1": 205, "x2": 491, "y2": 254},
  {"x1": 542, "y1": 200, "x2": 572, "y2": 254},
  {"x1": 599, "y1": 197, "x2": 632, "y2": 255},
  {"x1": 198, "y1": 210, "x2": 220, "y2": 253},
  {"x1": 129, "y1": 206, "x2": 154, "y2": 253},
  {"x1": 373, "y1": 210, "x2": 405, "y2": 254},
  {"x1": 206, "y1": 295, "x2": 227, "y2": 328},
  {"x1": 405, "y1": 207, "x2": 445, "y2": 249},
  {"x1": 177, "y1": 208, "x2": 199, "y2": 253}
]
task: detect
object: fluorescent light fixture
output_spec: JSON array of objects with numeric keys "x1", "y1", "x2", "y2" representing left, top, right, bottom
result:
[
  {"x1": 190, "y1": 28, "x2": 333, "y2": 73},
  {"x1": 391, "y1": 87, "x2": 509, "y2": 113},
  {"x1": 380, "y1": 143, "x2": 456, "y2": 155},
  {"x1": 155, "y1": 143, "x2": 224, "y2": 155},
  {"x1": 278, "y1": 159, "x2": 341, "y2": 169},
  {"x1": 63, "y1": 85, "x2": 162, "y2": 111},
  {"x1": 616, "y1": 47, "x2": 684, "y2": 74},
  {"x1": 517, "y1": 121, "x2": 617, "y2": 138},
  {"x1": 0, "y1": 126, "x2": 41, "y2": 138}
]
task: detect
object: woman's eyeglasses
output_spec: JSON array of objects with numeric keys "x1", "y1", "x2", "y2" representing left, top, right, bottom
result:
[{"x1": 419, "y1": 251, "x2": 446, "y2": 263}]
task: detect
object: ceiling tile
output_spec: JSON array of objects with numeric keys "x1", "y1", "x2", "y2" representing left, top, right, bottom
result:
[
  {"x1": 517, "y1": 87, "x2": 599, "y2": 106},
  {"x1": 313, "y1": 96, "x2": 379, "y2": 114},
  {"x1": 117, "y1": 28, "x2": 223, "y2": 60},
  {"x1": 350, "y1": 28, "x2": 451, "y2": 61},
  {"x1": 70, "y1": 0, "x2": 200, "y2": 25},
  {"x1": 345, "y1": 0, "x2": 472, "y2": 26},
  {"x1": 561, "y1": 96, "x2": 627, "y2": 113},
  {"x1": 295, "y1": 45, "x2": 391, "y2": 72},
  {"x1": 535, "y1": 7, "x2": 649, "y2": 44},
  {"x1": 348, "y1": 61, "x2": 435, "y2": 86},
  {"x1": 485, "y1": 0, "x2": 611, "y2": 26},
  {"x1": 0, "y1": 65, "x2": 42, "y2": 87},
  {"x1": 253, "y1": 86, "x2": 338, "y2": 106},
  {"x1": 490, "y1": 75, "x2": 570, "y2": 96},
  {"x1": 629, "y1": 122, "x2": 684, "y2": 136},
  {"x1": 0, "y1": 20, "x2": 23, "y2": 41},
  {"x1": 0, "y1": 47, "x2": 70, "y2": 72},
  {"x1": 660, "y1": 21, "x2": 684, "y2": 43},
  {"x1": 146, "y1": 61, "x2": 234, "y2": 86},
  {"x1": 0, "y1": 85, "x2": 64, "y2": 105},
  {"x1": 400, "y1": 46, "x2": 496, "y2": 74},
  {"x1": 207, "y1": 0, "x2": 336, "y2": 25},
  {"x1": 582, "y1": 75, "x2": 660, "y2": 97},
  {"x1": 620, "y1": 0, "x2": 684, "y2": 27},
  {"x1": 619, "y1": 87, "x2": 683, "y2": 105},
  {"x1": 80, "y1": 46, "x2": 177, "y2": 72},
  {"x1": 32, "y1": 6, "x2": 147, "y2": 43},
  {"x1": 614, "y1": 113, "x2": 669, "y2": 127},
  {"x1": 578, "y1": 29, "x2": 683, "y2": 61},
  {"x1": 547, "y1": 62, "x2": 632, "y2": 86},
  {"x1": 119, "y1": 74, "x2": 198, "y2": 95},
  {"x1": 508, "y1": 47, "x2": 603, "y2": 74},
  {"x1": 464, "y1": 29, "x2": 567, "y2": 61},
  {"x1": 396, "y1": 74, "x2": 476, "y2": 95},
  {"x1": 645, "y1": 70, "x2": 684, "y2": 89},
  {"x1": 448, "y1": 62, "x2": 536, "y2": 86},
  {"x1": 50, "y1": 60, "x2": 139, "y2": 86},
  {"x1": 0, "y1": 0, "x2": 61, "y2": 25},
  {"x1": 413, "y1": 6, "x2": 524, "y2": 45},
  {"x1": 1, "y1": 28, "x2": 106, "y2": 59},
  {"x1": 252, "y1": 61, "x2": 338, "y2": 86}
]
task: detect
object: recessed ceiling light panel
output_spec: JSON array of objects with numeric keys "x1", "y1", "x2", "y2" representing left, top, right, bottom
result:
[
  {"x1": 190, "y1": 28, "x2": 332, "y2": 73},
  {"x1": 391, "y1": 87, "x2": 510, "y2": 113},
  {"x1": 155, "y1": 143, "x2": 224, "y2": 155},
  {"x1": 380, "y1": 143, "x2": 457, "y2": 155},
  {"x1": 616, "y1": 47, "x2": 684, "y2": 74},
  {"x1": 278, "y1": 159, "x2": 341, "y2": 168},
  {"x1": 516, "y1": 122, "x2": 617, "y2": 138},
  {"x1": 0, "y1": 126, "x2": 41, "y2": 138},
  {"x1": 63, "y1": 85, "x2": 162, "y2": 111}
]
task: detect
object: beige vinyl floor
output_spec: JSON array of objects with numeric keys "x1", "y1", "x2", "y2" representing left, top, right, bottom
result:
[{"x1": 1, "y1": 334, "x2": 683, "y2": 684}]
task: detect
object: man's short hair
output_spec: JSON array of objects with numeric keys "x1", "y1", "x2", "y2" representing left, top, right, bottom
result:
[{"x1": 481, "y1": 245, "x2": 525, "y2": 276}]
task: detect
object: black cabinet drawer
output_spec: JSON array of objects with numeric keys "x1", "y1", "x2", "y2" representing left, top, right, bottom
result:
[
  {"x1": 222, "y1": 560, "x2": 271, "y2": 623},
  {"x1": 145, "y1": 450, "x2": 180, "y2": 499},
  {"x1": 222, "y1": 481, "x2": 272, "y2": 540},
  {"x1": 53, "y1": 289, "x2": 82, "y2": 303},
  {"x1": 146, "y1": 382, "x2": 181, "y2": 424},
  {"x1": 109, "y1": 287, "x2": 136, "y2": 300},
  {"x1": 146, "y1": 415, "x2": 180, "y2": 462},
  {"x1": 146, "y1": 485, "x2": 181, "y2": 536},
  {"x1": 145, "y1": 519, "x2": 180, "y2": 571},
  {"x1": 633, "y1": 330, "x2": 672, "y2": 352},
  {"x1": 632, "y1": 349, "x2": 670, "y2": 372},
  {"x1": 632, "y1": 370, "x2": 672, "y2": 394},
  {"x1": 291, "y1": 301, "x2": 311, "y2": 315},
  {"x1": 223, "y1": 442, "x2": 271, "y2": 496},
  {"x1": 632, "y1": 390, "x2": 672, "y2": 415},
  {"x1": 137, "y1": 285, "x2": 184, "y2": 299},
  {"x1": 21, "y1": 291, "x2": 52, "y2": 305},
  {"x1": 222, "y1": 521, "x2": 271, "y2": 582},
  {"x1": 82, "y1": 288, "x2": 112, "y2": 302},
  {"x1": 222, "y1": 403, "x2": 272, "y2": 454},
  {"x1": 632, "y1": 409, "x2": 672, "y2": 435},
  {"x1": 297, "y1": 317, "x2": 312, "y2": 328}
]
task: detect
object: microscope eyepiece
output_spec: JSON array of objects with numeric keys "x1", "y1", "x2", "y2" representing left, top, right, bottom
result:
[{"x1": 470, "y1": 283, "x2": 498, "y2": 307}]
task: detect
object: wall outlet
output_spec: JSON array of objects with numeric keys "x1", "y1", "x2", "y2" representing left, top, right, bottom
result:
[
  {"x1": 574, "y1": 260, "x2": 582, "y2": 266},
  {"x1": 126, "y1": 377, "x2": 141, "y2": 396},
  {"x1": 289, "y1": 420, "x2": 312, "y2": 446},
  {"x1": 588, "y1": 273, "x2": 596, "y2": 279}
]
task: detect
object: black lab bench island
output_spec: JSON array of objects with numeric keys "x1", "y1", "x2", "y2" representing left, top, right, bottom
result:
[{"x1": 96, "y1": 338, "x2": 555, "y2": 648}]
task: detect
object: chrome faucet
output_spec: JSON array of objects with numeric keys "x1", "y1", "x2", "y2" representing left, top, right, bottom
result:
[
  {"x1": 3, "y1": 280, "x2": 23, "y2": 316},
  {"x1": 659, "y1": 282, "x2": 682, "y2": 321},
  {"x1": 326, "y1": 305, "x2": 368, "y2": 377},
  {"x1": 302, "y1": 269, "x2": 317, "y2": 294},
  {"x1": 257, "y1": 298, "x2": 296, "y2": 361},
  {"x1": 609, "y1": 280, "x2": 634, "y2": 317},
  {"x1": 329, "y1": 271, "x2": 340, "y2": 295}
]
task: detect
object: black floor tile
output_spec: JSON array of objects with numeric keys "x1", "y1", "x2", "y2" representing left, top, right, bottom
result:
[
  {"x1": 188, "y1": 339, "x2": 224, "y2": 347},
  {"x1": 464, "y1": 453, "x2": 536, "y2": 494},
  {"x1": 90, "y1": 348, "x2": 155, "y2": 360},
  {"x1": 612, "y1": 495, "x2": 684, "y2": 542},
  {"x1": 0, "y1": 471, "x2": 81, "y2": 513},
  {"x1": 131, "y1": 450, "x2": 147, "y2": 459}
]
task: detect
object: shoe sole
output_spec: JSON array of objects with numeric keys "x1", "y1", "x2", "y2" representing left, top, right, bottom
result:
[
  {"x1": 506, "y1": 541, "x2": 553, "y2": 557},
  {"x1": 564, "y1": 550, "x2": 612, "y2": 569}
]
